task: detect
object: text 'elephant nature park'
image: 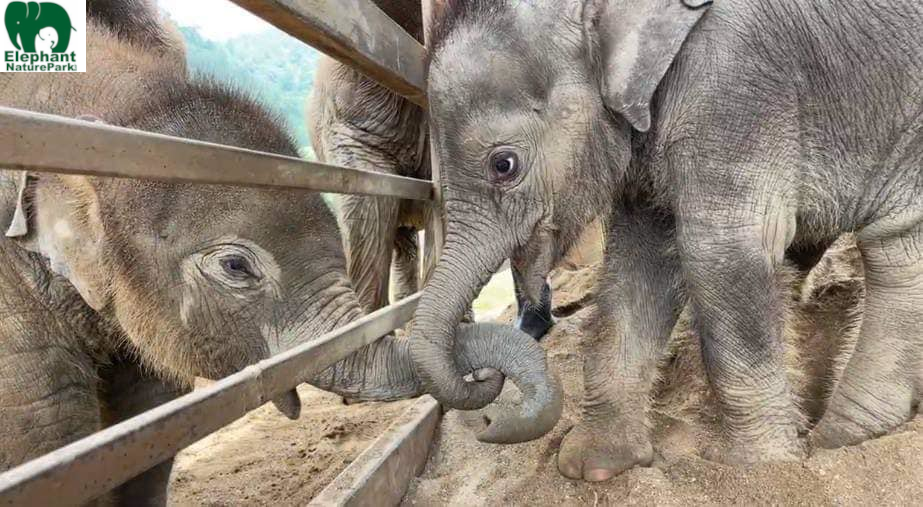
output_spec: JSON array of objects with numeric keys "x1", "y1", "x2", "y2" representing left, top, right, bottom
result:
[{"x1": 2, "y1": 0, "x2": 85, "y2": 72}]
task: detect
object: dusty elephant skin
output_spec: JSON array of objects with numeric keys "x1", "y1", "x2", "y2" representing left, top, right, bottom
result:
[
  {"x1": 306, "y1": 0, "x2": 555, "y2": 342},
  {"x1": 415, "y1": 0, "x2": 923, "y2": 482},
  {"x1": 0, "y1": 1, "x2": 560, "y2": 504}
]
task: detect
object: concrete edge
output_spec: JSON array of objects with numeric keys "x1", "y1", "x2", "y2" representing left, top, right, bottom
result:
[{"x1": 309, "y1": 395, "x2": 442, "y2": 507}]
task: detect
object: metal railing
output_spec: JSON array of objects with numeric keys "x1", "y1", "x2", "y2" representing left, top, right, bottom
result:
[{"x1": 0, "y1": 0, "x2": 437, "y2": 504}]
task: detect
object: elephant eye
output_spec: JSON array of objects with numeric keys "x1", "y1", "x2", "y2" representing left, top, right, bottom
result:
[
  {"x1": 196, "y1": 244, "x2": 265, "y2": 290},
  {"x1": 488, "y1": 149, "x2": 521, "y2": 182},
  {"x1": 220, "y1": 255, "x2": 257, "y2": 281}
]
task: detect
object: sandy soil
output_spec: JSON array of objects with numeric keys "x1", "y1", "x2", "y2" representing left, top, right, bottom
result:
[
  {"x1": 168, "y1": 233, "x2": 923, "y2": 505},
  {"x1": 169, "y1": 386, "x2": 413, "y2": 505},
  {"x1": 403, "y1": 239, "x2": 923, "y2": 506}
]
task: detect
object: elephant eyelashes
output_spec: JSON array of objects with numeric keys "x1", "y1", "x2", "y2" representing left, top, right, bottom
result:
[{"x1": 488, "y1": 149, "x2": 522, "y2": 183}]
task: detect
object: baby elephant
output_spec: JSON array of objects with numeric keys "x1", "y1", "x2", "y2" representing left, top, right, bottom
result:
[
  {"x1": 307, "y1": 0, "x2": 556, "y2": 340},
  {"x1": 412, "y1": 0, "x2": 923, "y2": 481},
  {"x1": 0, "y1": 1, "x2": 561, "y2": 504}
]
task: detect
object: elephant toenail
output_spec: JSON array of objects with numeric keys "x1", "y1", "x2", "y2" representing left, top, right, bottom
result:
[{"x1": 585, "y1": 468, "x2": 617, "y2": 482}]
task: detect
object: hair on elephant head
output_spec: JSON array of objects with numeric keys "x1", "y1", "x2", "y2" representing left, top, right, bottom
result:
[
  {"x1": 410, "y1": 0, "x2": 708, "y2": 418},
  {"x1": 88, "y1": 0, "x2": 187, "y2": 58}
]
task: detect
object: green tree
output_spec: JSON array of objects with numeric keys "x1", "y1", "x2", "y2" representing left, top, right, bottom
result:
[{"x1": 174, "y1": 24, "x2": 319, "y2": 157}]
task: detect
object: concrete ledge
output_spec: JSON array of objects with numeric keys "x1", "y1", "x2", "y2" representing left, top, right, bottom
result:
[{"x1": 310, "y1": 396, "x2": 441, "y2": 506}]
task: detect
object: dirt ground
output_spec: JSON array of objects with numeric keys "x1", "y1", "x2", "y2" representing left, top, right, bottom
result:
[
  {"x1": 403, "y1": 239, "x2": 923, "y2": 506},
  {"x1": 169, "y1": 386, "x2": 413, "y2": 505},
  {"x1": 170, "y1": 233, "x2": 923, "y2": 505}
]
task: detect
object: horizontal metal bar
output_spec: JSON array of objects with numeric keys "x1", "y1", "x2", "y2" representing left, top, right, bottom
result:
[
  {"x1": 0, "y1": 107, "x2": 434, "y2": 201},
  {"x1": 231, "y1": 0, "x2": 427, "y2": 107},
  {"x1": 310, "y1": 396, "x2": 441, "y2": 507},
  {"x1": 0, "y1": 294, "x2": 421, "y2": 507}
]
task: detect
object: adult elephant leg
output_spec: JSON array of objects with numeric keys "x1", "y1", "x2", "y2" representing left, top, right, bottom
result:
[
  {"x1": 392, "y1": 225, "x2": 420, "y2": 302},
  {"x1": 678, "y1": 188, "x2": 804, "y2": 464},
  {"x1": 512, "y1": 267, "x2": 554, "y2": 340},
  {"x1": 813, "y1": 221, "x2": 923, "y2": 448},
  {"x1": 558, "y1": 206, "x2": 682, "y2": 481},
  {"x1": 100, "y1": 357, "x2": 191, "y2": 506},
  {"x1": 340, "y1": 192, "x2": 399, "y2": 312}
]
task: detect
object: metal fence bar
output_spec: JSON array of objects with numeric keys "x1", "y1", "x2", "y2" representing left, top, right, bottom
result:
[
  {"x1": 0, "y1": 294, "x2": 421, "y2": 507},
  {"x1": 0, "y1": 107, "x2": 434, "y2": 201},
  {"x1": 230, "y1": 0, "x2": 426, "y2": 107},
  {"x1": 421, "y1": 0, "x2": 445, "y2": 272}
]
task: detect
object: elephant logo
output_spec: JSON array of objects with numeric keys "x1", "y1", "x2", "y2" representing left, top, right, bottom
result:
[
  {"x1": 2, "y1": 0, "x2": 84, "y2": 72},
  {"x1": 4, "y1": 1, "x2": 75, "y2": 53}
]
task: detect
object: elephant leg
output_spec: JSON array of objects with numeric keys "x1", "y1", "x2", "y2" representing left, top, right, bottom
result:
[
  {"x1": 392, "y1": 226, "x2": 420, "y2": 301},
  {"x1": 813, "y1": 221, "x2": 923, "y2": 448},
  {"x1": 558, "y1": 207, "x2": 682, "y2": 481},
  {"x1": 678, "y1": 206, "x2": 804, "y2": 464},
  {"x1": 100, "y1": 357, "x2": 190, "y2": 506},
  {"x1": 0, "y1": 252, "x2": 102, "y2": 471},
  {"x1": 340, "y1": 193, "x2": 400, "y2": 312},
  {"x1": 512, "y1": 266, "x2": 554, "y2": 340},
  {"x1": 0, "y1": 333, "x2": 101, "y2": 472}
]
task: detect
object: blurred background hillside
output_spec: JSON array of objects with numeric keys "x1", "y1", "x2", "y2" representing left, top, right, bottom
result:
[{"x1": 159, "y1": 0, "x2": 320, "y2": 159}]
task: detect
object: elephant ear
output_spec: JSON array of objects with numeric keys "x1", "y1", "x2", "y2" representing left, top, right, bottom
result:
[
  {"x1": 589, "y1": 0, "x2": 712, "y2": 132},
  {"x1": 4, "y1": 172, "x2": 111, "y2": 311}
]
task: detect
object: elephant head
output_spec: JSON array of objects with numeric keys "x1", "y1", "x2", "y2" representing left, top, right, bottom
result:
[
  {"x1": 5, "y1": 1, "x2": 75, "y2": 53},
  {"x1": 0, "y1": 80, "x2": 561, "y2": 439},
  {"x1": 411, "y1": 0, "x2": 708, "y2": 411}
]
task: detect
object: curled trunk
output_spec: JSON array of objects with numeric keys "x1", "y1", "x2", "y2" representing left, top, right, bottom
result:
[
  {"x1": 451, "y1": 323, "x2": 562, "y2": 443},
  {"x1": 408, "y1": 224, "x2": 562, "y2": 442},
  {"x1": 283, "y1": 286, "x2": 561, "y2": 443},
  {"x1": 309, "y1": 322, "x2": 561, "y2": 444},
  {"x1": 409, "y1": 232, "x2": 510, "y2": 410}
]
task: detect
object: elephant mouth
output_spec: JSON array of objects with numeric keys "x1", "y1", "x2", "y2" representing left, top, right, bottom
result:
[
  {"x1": 271, "y1": 389, "x2": 302, "y2": 420},
  {"x1": 511, "y1": 236, "x2": 557, "y2": 305}
]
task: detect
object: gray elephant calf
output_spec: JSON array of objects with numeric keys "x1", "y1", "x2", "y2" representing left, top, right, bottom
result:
[
  {"x1": 410, "y1": 0, "x2": 923, "y2": 482},
  {"x1": 0, "y1": 1, "x2": 560, "y2": 504},
  {"x1": 307, "y1": 0, "x2": 556, "y2": 340}
]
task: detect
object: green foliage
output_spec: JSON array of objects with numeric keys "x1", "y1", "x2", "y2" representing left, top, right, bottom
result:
[{"x1": 175, "y1": 25, "x2": 319, "y2": 157}]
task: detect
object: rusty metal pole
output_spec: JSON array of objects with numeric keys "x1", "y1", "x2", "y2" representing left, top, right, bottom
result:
[{"x1": 421, "y1": 0, "x2": 445, "y2": 283}]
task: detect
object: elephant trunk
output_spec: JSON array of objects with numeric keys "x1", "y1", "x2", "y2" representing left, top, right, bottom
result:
[
  {"x1": 280, "y1": 269, "x2": 561, "y2": 443},
  {"x1": 268, "y1": 284, "x2": 425, "y2": 414},
  {"x1": 310, "y1": 320, "x2": 562, "y2": 444},
  {"x1": 309, "y1": 333, "x2": 425, "y2": 402},
  {"x1": 450, "y1": 322, "x2": 562, "y2": 443},
  {"x1": 408, "y1": 220, "x2": 562, "y2": 442},
  {"x1": 409, "y1": 228, "x2": 510, "y2": 410}
]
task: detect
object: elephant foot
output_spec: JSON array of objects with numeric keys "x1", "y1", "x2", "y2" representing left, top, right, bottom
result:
[
  {"x1": 515, "y1": 281, "x2": 555, "y2": 341},
  {"x1": 557, "y1": 419, "x2": 653, "y2": 481},
  {"x1": 811, "y1": 385, "x2": 915, "y2": 449},
  {"x1": 702, "y1": 424, "x2": 805, "y2": 465}
]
